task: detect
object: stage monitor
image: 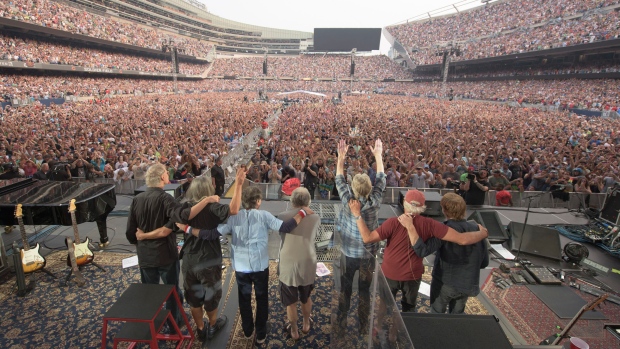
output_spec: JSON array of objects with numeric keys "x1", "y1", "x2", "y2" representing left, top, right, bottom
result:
[
  {"x1": 508, "y1": 222, "x2": 562, "y2": 261},
  {"x1": 600, "y1": 189, "x2": 620, "y2": 225},
  {"x1": 313, "y1": 28, "x2": 381, "y2": 52},
  {"x1": 468, "y1": 211, "x2": 509, "y2": 243}
]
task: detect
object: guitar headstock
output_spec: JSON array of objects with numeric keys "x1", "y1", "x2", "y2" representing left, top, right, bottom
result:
[
  {"x1": 15, "y1": 204, "x2": 22, "y2": 218},
  {"x1": 69, "y1": 199, "x2": 76, "y2": 213}
]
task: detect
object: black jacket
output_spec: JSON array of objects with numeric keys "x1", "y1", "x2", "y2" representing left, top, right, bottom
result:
[{"x1": 413, "y1": 219, "x2": 489, "y2": 296}]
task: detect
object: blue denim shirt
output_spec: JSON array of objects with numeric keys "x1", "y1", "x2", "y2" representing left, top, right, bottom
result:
[{"x1": 218, "y1": 209, "x2": 282, "y2": 273}]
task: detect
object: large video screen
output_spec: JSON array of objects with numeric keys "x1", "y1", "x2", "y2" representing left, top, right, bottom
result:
[{"x1": 313, "y1": 28, "x2": 382, "y2": 52}]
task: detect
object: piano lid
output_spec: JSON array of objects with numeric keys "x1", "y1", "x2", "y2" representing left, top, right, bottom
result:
[{"x1": 0, "y1": 181, "x2": 116, "y2": 207}]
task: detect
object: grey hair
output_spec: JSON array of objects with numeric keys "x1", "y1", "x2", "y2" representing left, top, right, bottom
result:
[
  {"x1": 403, "y1": 201, "x2": 426, "y2": 216},
  {"x1": 145, "y1": 163, "x2": 166, "y2": 187},
  {"x1": 184, "y1": 176, "x2": 215, "y2": 204},
  {"x1": 351, "y1": 173, "x2": 372, "y2": 199},
  {"x1": 290, "y1": 187, "x2": 311, "y2": 208},
  {"x1": 242, "y1": 186, "x2": 262, "y2": 210}
]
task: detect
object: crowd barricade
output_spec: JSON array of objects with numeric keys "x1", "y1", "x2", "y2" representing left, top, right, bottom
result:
[
  {"x1": 382, "y1": 187, "x2": 608, "y2": 210},
  {"x1": 73, "y1": 177, "x2": 146, "y2": 195}
]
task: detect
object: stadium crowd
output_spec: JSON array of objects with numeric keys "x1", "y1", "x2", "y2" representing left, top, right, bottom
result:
[
  {"x1": 0, "y1": 92, "x2": 618, "y2": 202},
  {"x1": 0, "y1": 0, "x2": 213, "y2": 57},
  {"x1": 388, "y1": 0, "x2": 620, "y2": 65},
  {"x1": 0, "y1": 93, "x2": 270, "y2": 181},
  {"x1": 209, "y1": 55, "x2": 412, "y2": 79},
  {"x1": 0, "y1": 34, "x2": 208, "y2": 75},
  {"x1": 4, "y1": 72, "x2": 620, "y2": 111},
  {"x1": 249, "y1": 96, "x2": 620, "y2": 199}
]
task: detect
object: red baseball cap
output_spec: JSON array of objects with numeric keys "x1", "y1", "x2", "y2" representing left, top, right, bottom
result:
[{"x1": 405, "y1": 190, "x2": 426, "y2": 206}]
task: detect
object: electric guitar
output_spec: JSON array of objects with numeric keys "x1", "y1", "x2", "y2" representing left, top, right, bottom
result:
[
  {"x1": 15, "y1": 204, "x2": 46, "y2": 273},
  {"x1": 66, "y1": 238, "x2": 86, "y2": 287},
  {"x1": 540, "y1": 293, "x2": 608, "y2": 345},
  {"x1": 66, "y1": 199, "x2": 94, "y2": 266}
]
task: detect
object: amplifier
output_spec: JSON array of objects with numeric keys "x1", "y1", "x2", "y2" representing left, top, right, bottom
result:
[
  {"x1": 524, "y1": 265, "x2": 561, "y2": 285},
  {"x1": 468, "y1": 210, "x2": 509, "y2": 243}
]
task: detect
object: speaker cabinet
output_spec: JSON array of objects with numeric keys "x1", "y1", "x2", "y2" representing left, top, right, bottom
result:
[
  {"x1": 600, "y1": 189, "x2": 620, "y2": 225},
  {"x1": 468, "y1": 211, "x2": 509, "y2": 243},
  {"x1": 508, "y1": 222, "x2": 562, "y2": 260}
]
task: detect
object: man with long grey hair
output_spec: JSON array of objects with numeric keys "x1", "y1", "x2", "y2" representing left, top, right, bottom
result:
[
  {"x1": 277, "y1": 188, "x2": 321, "y2": 340},
  {"x1": 138, "y1": 167, "x2": 246, "y2": 341}
]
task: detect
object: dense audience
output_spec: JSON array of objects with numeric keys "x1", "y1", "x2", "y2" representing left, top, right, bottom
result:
[
  {"x1": 0, "y1": 34, "x2": 208, "y2": 75},
  {"x1": 209, "y1": 55, "x2": 412, "y2": 79},
  {"x1": 0, "y1": 92, "x2": 272, "y2": 181},
  {"x1": 388, "y1": 0, "x2": 620, "y2": 64},
  {"x1": 0, "y1": 0, "x2": 213, "y2": 57},
  {"x1": 4, "y1": 72, "x2": 620, "y2": 111},
  {"x1": 256, "y1": 96, "x2": 620, "y2": 197},
  {"x1": 414, "y1": 62, "x2": 620, "y2": 79}
]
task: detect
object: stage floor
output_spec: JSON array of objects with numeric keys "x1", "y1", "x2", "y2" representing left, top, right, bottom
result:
[{"x1": 4, "y1": 196, "x2": 620, "y2": 347}]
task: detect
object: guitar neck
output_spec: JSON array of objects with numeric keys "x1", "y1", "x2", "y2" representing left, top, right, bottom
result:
[
  {"x1": 70, "y1": 211, "x2": 80, "y2": 243},
  {"x1": 17, "y1": 216, "x2": 30, "y2": 251}
]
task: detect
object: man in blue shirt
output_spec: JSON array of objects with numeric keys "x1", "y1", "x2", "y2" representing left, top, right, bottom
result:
[
  {"x1": 334, "y1": 138, "x2": 386, "y2": 336},
  {"x1": 213, "y1": 186, "x2": 313, "y2": 344}
]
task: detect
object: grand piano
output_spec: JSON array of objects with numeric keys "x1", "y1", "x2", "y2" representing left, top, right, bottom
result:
[{"x1": 0, "y1": 178, "x2": 116, "y2": 233}]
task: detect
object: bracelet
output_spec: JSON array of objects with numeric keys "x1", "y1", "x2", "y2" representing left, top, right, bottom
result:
[
  {"x1": 184, "y1": 226, "x2": 191, "y2": 234},
  {"x1": 298, "y1": 209, "x2": 307, "y2": 218}
]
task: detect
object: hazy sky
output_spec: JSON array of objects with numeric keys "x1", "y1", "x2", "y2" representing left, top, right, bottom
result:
[{"x1": 204, "y1": 0, "x2": 482, "y2": 33}]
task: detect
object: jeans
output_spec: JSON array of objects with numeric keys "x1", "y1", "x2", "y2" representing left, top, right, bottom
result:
[
  {"x1": 236, "y1": 268, "x2": 269, "y2": 339},
  {"x1": 336, "y1": 255, "x2": 375, "y2": 332},
  {"x1": 386, "y1": 277, "x2": 422, "y2": 312},
  {"x1": 430, "y1": 279, "x2": 469, "y2": 314},
  {"x1": 140, "y1": 260, "x2": 184, "y2": 325}
]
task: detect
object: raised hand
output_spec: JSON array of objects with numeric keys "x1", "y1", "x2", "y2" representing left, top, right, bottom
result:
[
  {"x1": 370, "y1": 138, "x2": 383, "y2": 158},
  {"x1": 337, "y1": 139, "x2": 348, "y2": 161}
]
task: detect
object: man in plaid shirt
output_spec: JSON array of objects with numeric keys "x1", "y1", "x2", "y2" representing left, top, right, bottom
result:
[{"x1": 334, "y1": 138, "x2": 386, "y2": 336}]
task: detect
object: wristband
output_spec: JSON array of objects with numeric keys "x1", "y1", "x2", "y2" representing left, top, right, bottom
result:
[
  {"x1": 184, "y1": 225, "x2": 191, "y2": 234},
  {"x1": 298, "y1": 209, "x2": 307, "y2": 218}
]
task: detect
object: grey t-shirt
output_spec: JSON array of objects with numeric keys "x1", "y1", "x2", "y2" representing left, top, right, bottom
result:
[{"x1": 277, "y1": 209, "x2": 321, "y2": 287}]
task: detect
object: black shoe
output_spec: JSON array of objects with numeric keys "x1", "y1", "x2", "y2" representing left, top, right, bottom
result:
[
  {"x1": 256, "y1": 322, "x2": 270, "y2": 344},
  {"x1": 207, "y1": 315, "x2": 228, "y2": 340},
  {"x1": 196, "y1": 318, "x2": 208, "y2": 341}
]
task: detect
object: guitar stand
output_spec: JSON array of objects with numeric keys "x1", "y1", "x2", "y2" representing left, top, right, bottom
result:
[
  {"x1": 63, "y1": 261, "x2": 106, "y2": 285},
  {"x1": 40, "y1": 268, "x2": 57, "y2": 279}
]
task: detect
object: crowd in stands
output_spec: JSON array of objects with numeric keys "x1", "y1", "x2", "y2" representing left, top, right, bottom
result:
[
  {"x1": 0, "y1": 93, "x2": 270, "y2": 181},
  {"x1": 0, "y1": 0, "x2": 213, "y2": 57},
  {"x1": 3, "y1": 72, "x2": 620, "y2": 111},
  {"x1": 388, "y1": 0, "x2": 620, "y2": 65},
  {"x1": 209, "y1": 55, "x2": 412, "y2": 79},
  {"x1": 243, "y1": 95, "x2": 620, "y2": 199},
  {"x1": 0, "y1": 34, "x2": 208, "y2": 75},
  {"x1": 414, "y1": 62, "x2": 620, "y2": 79}
]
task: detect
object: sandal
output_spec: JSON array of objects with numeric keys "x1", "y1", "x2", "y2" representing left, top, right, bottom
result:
[
  {"x1": 286, "y1": 323, "x2": 300, "y2": 341},
  {"x1": 302, "y1": 317, "x2": 314, "y2": 334}
]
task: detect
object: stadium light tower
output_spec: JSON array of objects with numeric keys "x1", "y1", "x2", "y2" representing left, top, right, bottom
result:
[
  {"x1": 162, "y1": 38, "x2": 182, "y2": 93},
  {"x1": 350, "y1": 48, "x2": 356, "y2": 93},
  {"x1": 434, "y1": 42, "x2": 461, "y2": 100}
]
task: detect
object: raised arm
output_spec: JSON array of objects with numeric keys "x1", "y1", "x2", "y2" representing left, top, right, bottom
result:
[
  {"x1": 229, "y1": 166, "x2": 247, "y2": 215},
  {"x1": 336, "y1": 139, "x2": 347, "y2": 176},
  {"x1": 370, "y1": 138, "x2": 384, "y2": 173}
]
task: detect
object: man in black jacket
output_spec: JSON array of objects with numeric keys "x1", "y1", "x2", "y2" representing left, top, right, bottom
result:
[
  {"x1": 412, "y1": 193, "x2": 489, "y2": 314},
  {"x1": 125, "y1": 163, "x2": 216, "y2": 327}
]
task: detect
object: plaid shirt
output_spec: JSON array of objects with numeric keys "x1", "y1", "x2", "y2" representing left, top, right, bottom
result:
[{"x1": 336, "y1": 172, "x2": 386, "y2": 258}]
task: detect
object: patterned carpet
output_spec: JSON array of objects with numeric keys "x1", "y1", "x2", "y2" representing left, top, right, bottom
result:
[
  {"x1": 225, "y1": 263, "x2": 489, "y2": 349},
  {"x1": 0, "y1": 251, "x2": 230, "y2": 349},
  {"x1": 481, "y1": 269, "x2": 620, "y2": 348}
]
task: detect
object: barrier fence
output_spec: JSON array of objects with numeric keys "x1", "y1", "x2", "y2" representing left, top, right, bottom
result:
[{"x1": 246, "y1": 181, "x2": 609, "y2": 211}]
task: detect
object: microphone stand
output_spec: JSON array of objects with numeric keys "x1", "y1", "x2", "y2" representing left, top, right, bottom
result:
[{"x1": 514, "y1": 191, "x2": 547, "y2": 262}]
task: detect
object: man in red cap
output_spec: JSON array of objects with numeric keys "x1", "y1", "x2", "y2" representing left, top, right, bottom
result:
[{"x1": 349, "y1": 189, "x2": 488, "y2": 312}]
